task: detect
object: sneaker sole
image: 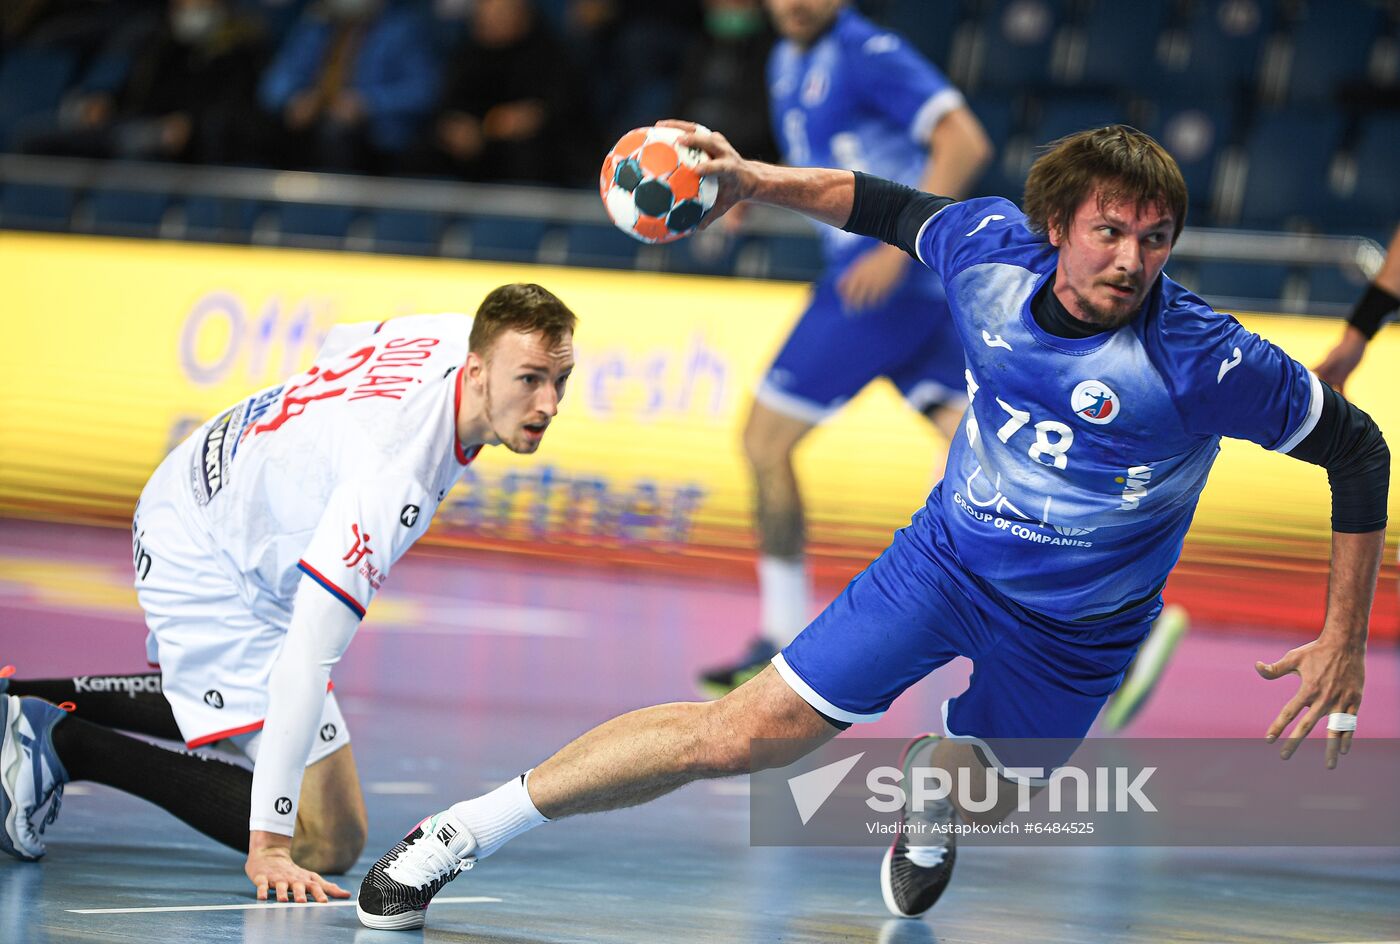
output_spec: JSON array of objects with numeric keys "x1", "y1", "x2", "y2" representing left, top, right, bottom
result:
[
  {"x1": 879, "y1": 843, "x2": 929, "y2": 919},
  {"x1": 1104, "y1": 605, "x2": 1190, "y2": 731},
  {"x1": 879, "y1": 733, "x2": 944, "y2": 919},
  {"x1": 0, "y1": 695, "x2": 38, "y2": 861},
  {"x1": 356, "y1": 901, "x2": 426, "y2": 930}
]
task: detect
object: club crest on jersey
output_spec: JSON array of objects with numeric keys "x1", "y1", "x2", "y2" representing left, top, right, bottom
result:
[{"x1": 1071, "y1": 380, "x2": 1120, "y2": 425}]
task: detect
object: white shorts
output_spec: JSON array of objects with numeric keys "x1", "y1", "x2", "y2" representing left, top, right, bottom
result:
[{"x1": 132, "y1": 438, "x2": 349, "y2": 765}]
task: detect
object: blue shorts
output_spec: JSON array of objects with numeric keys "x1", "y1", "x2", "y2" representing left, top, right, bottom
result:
[
  {"x1": 774, "y1": 489, "x2": 1158, "y2": 769},
  {"x1": 757, "y1": 267, "x2": 967, "y2": 424}
]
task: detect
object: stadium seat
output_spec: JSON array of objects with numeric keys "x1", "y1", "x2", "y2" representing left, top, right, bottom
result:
[
  {"x1": 1071, "y1": 0, "x2": 1169, "y2": 91},
  {"x1": 1284, "y1": 1, "x2": 1384, "y2": 105},
  {"x1": 563, "y1": 222, "x2": 641, "y2": 269},
  {"x1": 88, "y1": 188, "x2": 170, "y2": 236},
  {"x1": 973, "y1": 0, "x2": 1065, "y2": 92},
  {"x1": 274, "y1": 203, "x2": 358, "y2": 248},
  {"x1": 1237, "y1": 111, "x2": 1343, "y2": 228},
  {"x1": 1031, "y1": 95, "x2": 1129, "y2": 146},
  {"x1": 1143, "y1": 98, "x2": 1232, "y2": 219},
  {"x1": 879, "y1": 0, "x2": 967, "y2": 72},
  {"x1": 763, "y1": 234, "x2": 824, "y2": 282},
  {"x1": 0, "y1": 183, "x2": 77, "y2": 231},
  {"x1": 966, "y1": 94, "x2": 1022, "y2": 199},
  {"x1": 1305, "y1": 265, "x2": 1368, "y2": 309},
  {"x1": 467, "y1": 217, "x2": 549, "y2": 263},
  {"x1": 181, "y1": 196, "x2": 263, "y2": 243},
  {"x1": 1338, "y1": 114, "x2": 1400, "y2": 231},
  {"x1": 0, "y1": 48, "x2": 78, "y2": 151},
  {"x1": 370, "y1": 209, "x2": 444, "y2": 255},
  {"x1": 660, "y1": 228, "x2": 745, "y2": 277},
  {"x1": 1150, "y1": 0, "x2": 1272, "y2": 99},
  {"x1": 1180, "y1": 260, "x2": 1291, "y2": 307}
]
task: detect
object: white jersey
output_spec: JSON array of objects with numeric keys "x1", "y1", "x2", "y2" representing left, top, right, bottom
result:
[{"x1": 185, "y1": 312, "x2": 480, "y2": 622}]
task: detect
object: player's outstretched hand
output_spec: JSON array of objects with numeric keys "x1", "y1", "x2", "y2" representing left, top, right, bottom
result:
[
  {"x1": 1314, "y1": 326, "x2": 1368, "y2": 394},
  {"x1": 838, "y1": 243, "x2": 910, "y2": 313},
  {"x1": 245, "y1": 834, "x2": 351, "y2": 903},
  {"x1": 1255, "y1": 636, "x2": 1364, "y2": 769},
  {"x1": 658, "y1": 119, "x2": 757, "y2": 232}
]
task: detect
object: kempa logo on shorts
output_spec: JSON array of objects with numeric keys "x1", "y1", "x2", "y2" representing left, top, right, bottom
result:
[
  {"x1": 203, "y1": 689, "x2": 224, "y2": 709},
  {"x1": 274, "y1": 797, "x2": 293, "y2": 815},
  {"x1": 319, "y1": 723, "x2": 337, "y2": 742},
  {"x1": 73, "y1": 675, "x2": 162, "y2": 696},
  {"x1": 400, "y1": 504, "x2": 420, "y2": 527}
]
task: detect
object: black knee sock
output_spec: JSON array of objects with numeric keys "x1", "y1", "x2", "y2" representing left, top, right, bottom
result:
[
  {"x1": 51, "y1": 715, "x2": 252, "y2": 853},
  {"x1": 5, "y1": 673, "x2": 183, "y2": 742}
]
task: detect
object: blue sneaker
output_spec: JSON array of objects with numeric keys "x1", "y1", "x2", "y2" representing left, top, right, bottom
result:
[{"x1": 1, "y1": 696, "x2": 70, "y2": 861}]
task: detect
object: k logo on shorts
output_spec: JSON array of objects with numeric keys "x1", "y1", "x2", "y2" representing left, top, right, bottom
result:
[
  {"x1": 203, "y1": 690, "x2": 224, "y2": 709},
  {"x1": 400, "y1": 504, "x2": 420, "y2": 527},
  {"x1": 320, "y1": 723, "x2": 338, "y2": 742},
  {"x1": 274, "y1": 797, "x2": 293, "y2": 815}
]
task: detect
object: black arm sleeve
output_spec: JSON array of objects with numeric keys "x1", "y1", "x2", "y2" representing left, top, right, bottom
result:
[
  {"x1": 1286, "y1": 383, "x2": 1389, "y2": 532},
  {"x1": 842, "y1": 171, "x2": 956, "y2": 260}
]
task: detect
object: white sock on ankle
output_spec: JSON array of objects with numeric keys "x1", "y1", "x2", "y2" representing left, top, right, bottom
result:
[
  {"x1": 759, "y1": 555, "x2": 808, "y2": 646},
  {"x1": 448, "y1": 770, "x2": 549, "y2": 859}
]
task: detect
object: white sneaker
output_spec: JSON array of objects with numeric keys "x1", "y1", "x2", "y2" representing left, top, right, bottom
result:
[
  {"x1": 356, "y1": 811, "x2": 477, "y2": 930},
  {"x1": 1, "y1": 696, "x2": 70, "y2": 861}
]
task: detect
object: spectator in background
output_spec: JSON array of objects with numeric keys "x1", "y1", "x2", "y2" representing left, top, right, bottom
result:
[
  {"x1": 563, "y1": 0, "x2": 701, "y2": 135},
  {"x1": 673, "y1": 0, "x2": 779, "y2": 164},
  {"x1": 407, "y1": 0, "x2": 593, "y2": 185},
  {"x1": 17, "y1": 0, "x2": 268, "y2": 165},
  {"x1": 2, "y1": 0, "x2": 135, "y2": 57},
  {"x1": 258, "y1": 0, "x2": 437, "y2": 174}
]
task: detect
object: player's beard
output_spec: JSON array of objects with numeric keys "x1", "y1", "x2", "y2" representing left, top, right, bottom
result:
[{"x1": 1067, "y1": 281, "x2": 1143, "y2": 331}]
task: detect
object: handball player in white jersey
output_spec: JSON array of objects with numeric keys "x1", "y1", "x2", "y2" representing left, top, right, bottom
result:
[{"x1": 0, "y1": 283, "x2": 577, "y2": 902}]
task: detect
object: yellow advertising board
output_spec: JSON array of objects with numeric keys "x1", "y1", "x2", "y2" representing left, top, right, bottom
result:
[{"x1": 1, "y1": 231, "x2": 1396, "y2": 632}]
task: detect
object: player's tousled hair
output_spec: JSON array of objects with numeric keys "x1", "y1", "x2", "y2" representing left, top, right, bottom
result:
[
  {"x1": 1022, "y1": 125, "x2": 1188, "y2": 245},
  {"x1": 469, "y1": 283, "x2": 578, "y2": 357}
]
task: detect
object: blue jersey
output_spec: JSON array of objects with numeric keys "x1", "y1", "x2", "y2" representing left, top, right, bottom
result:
[
  {"x1": 768, "y1": 8, "x2": 966, "y2": 269},
  {"x1": 913, "y1": 198, "x2": 1322, "y2": 621}
]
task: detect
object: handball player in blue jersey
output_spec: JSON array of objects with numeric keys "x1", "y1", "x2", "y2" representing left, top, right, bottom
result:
[
  {"x1": 357, "y1": 125, "x2": 1387, "y2": 930},
  {"x1": 699, "y1": 0, "x2": 994, "y2": 695}
]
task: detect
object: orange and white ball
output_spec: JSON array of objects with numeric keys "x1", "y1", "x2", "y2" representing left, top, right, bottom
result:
[{"x1": 599, "y1": 125, "x2": 719, "y2": 244}]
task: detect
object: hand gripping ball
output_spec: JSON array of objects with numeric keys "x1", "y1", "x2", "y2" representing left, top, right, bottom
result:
[{"x1": 600, "y1": 125, "x2": 719, "y2": 244}]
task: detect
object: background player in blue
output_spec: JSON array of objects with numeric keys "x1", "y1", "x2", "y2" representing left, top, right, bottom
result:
[
  {"x1": 355, "y1": 124, "x2": 1387, "y2": 932},
  {"x1": 700, "y1": 0, "x2": 994, "y2": 695}
]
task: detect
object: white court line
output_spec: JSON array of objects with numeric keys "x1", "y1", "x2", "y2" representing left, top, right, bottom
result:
[
  {"x1": 68, "y1": 896, "x2": 501, "y2": 915},
  {"x1": 365, "y1": 781, "x2": 435, "y2": 795},
  {"x1": 709, "y1": 782, "x2": 750, "y2": 796}
]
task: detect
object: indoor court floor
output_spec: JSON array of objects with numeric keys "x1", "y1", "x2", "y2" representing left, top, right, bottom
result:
[{"x1": 2, "y1": 518, "x2": 1398, "y2": 944}]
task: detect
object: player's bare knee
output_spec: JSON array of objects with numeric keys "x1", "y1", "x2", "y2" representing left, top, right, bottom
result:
[
  {"x1": 294, "y1": 824, "x2": 365, "y2": 875},
  {"x1": 742, "y1": 419, "x2": 792, "y2": 474},
  {"x1": 673, "y1": 698, "x2": 751, "y2": 777}
]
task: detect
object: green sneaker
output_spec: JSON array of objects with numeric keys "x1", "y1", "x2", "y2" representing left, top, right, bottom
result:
[
  {"x1": 697, "y1": 637, "x2": 779, "y2": 699},
  {"x1": 1103, "y1": 604, "x2": 1190, "y2": 731}
]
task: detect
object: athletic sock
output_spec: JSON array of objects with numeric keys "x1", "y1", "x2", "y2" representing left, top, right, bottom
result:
[
  {"x1": 5, "y1": 673, "x2": 182, "y2": 741},
  {"x1": 447, "y1": 770, "x2": 549, "y2": 859},
  {"x1": 758, "y1": 555, "x2": 808, "y2": 647},
  {"x1": 51, "y1": 714, "x2": 252, "y2": 852}
]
